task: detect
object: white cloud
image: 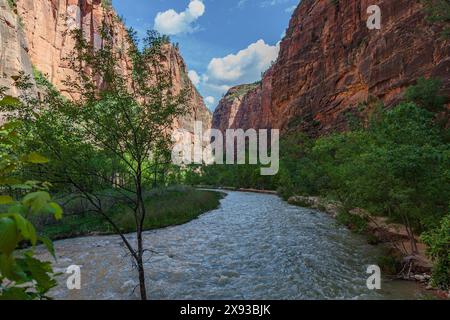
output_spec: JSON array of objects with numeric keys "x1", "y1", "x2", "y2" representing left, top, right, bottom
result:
[
  {"x1": 203, "y1": 83, "x2": 232, "y2": 95},
  {"x1": 204, "y1": 39, "x2": 279, "y2": 91},
  {"x1": 188, "y1": 70, "x2": 200, "y2": 86},
  {"x1": 205, "y1": 96, "x2": 215, "y2": 106},
  {"x1": 154, "y1": 0, "x2": 205, "y2": 35}
]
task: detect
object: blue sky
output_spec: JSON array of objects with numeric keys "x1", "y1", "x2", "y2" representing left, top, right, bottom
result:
[{"x1": 112, "y1": 0, "x2": 299, "y2": 110}]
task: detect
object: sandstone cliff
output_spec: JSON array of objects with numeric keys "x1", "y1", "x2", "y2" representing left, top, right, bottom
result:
[
  {"x1": 213, "y1": 0, "x2": 449, "y2": 135},
  {"x1": 16, "y1": 0, "x2": 131, "y2": 98},
  {"x1": 1, "y1": 0, "x2": 211, "y2": 133},
  {"x1": 212, "y1": 82, "x2": 261, "y2": 133},
  {"x1": 161, "y1": 44, "x2": 212, "y2": 135},
  {"x1": 0, "y1": 0, "x2": 35, "y2": 97}
]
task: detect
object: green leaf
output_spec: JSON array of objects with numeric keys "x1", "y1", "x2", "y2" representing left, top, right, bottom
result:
[
  {"x1": 23, "y1": 152, "x2": 49, "y2": 164},
  {"x1": 2, "y1": 213, "x2": 37, "y2": 245},
  {"x1": 0, "y1": 253, "x2": 19, "y2": 282},
  {"x1": 0, "y1": 195, "x2": 13, "y2": 205},
  {"x1": 6, "y1": 203, "x2": 26, "y2": 215},
  {"x1": 0, "y1": 287, "x2": 31, "y2": 300},
  {"x1": 22, "y1": 255, "x2": 57, "y2": 293},
  {"x1": 38, "y1": 236, "x2": 56, "y2": 259},
  {"x1": 22, "y1": 191, "x2": 51, "y2": 213},
  {"x1": 0, "y1": 217, "x2": 19, "y2": 255},
  {"x1": 25, "y1": 220, "x2": 37, "y2": 246},
  {"x1": 48, "y1": 202, "x2": 63, "y2": 220}
]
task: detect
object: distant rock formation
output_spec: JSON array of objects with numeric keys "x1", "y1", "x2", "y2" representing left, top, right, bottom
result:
[{"x1": 213, "y1": 0, "x2": 449, "y2": 135}]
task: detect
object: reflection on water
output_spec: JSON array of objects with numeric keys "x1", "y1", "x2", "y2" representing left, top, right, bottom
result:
[{"x1": 36, "y1": 191, "x2": 424, "y2": 300}]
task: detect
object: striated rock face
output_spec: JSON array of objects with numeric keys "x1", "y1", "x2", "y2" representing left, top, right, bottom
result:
[
  {"x1": 161, "y1": 44, "x2": 212, "y2": 135},
  {"x1": 0, "y1": 0, "x2": 35, "y2": 97},
  {"x1": 213, "y1": 0, "x2": 449, "y2": 135},
  {"x1": 1, "y1": 0, "x2": 211, "y2": 133},
  {"x1": 16, "y1": 0, "x2": 132, "y2": 98},
  {"x1": 212, "y1": 82, "x2": 262, "y2": 133}
]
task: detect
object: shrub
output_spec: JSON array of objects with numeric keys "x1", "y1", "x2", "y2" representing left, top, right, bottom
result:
[
  {"x1": 336, "y1": 209, "x2": 368, "y2": 234},
  {"x1": 0, "y1": 115, "x2": 62, "y2": 300},
  {"x1": 421, "y1": 213, "x2": 450, "y2": 290},
  {"x1": 405, "y1": 77, "x2": 447, "y2": 112}
]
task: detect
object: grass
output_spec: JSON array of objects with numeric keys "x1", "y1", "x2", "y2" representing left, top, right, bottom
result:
[{"x1": 39, "y1": 187, "x2": 225, "y2": 240}]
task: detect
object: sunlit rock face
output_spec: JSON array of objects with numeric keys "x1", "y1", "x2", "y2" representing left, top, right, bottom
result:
[
  {"x1": 0, "y1": 0, "x2": 35, "y2": 98},
  {"x1": 0, "y1": 0, "x2": 211, "y2": 135},
  {"x1": 161, "y1": 44, "x2": 212, "y2": 139},
  {"x1": 15, "y1": 0, "x2": 132, "y2": 98},
  {"x1": 213, "y1": 0, "x2": 449, "y2": 135}
]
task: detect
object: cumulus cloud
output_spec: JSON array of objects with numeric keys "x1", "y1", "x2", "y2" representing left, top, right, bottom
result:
[
  {"x1": 204, "y1": 39, "x2": 279, "y2": 92},
  {"x1": 189, "y1": 40, "x2": 279, "y2": 109},
  {"x1": 154, "y1": 0, "x2": 205, "y2": 35},
  {"x1": 188, "y1": 70, "x2": 200, "y2": 86},
  {"x1": 204, "y1": 96, "x2": 215, "y2": 106}
]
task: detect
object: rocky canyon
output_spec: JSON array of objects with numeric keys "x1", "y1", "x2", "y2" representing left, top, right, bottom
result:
[
  {"x1": 213, "y1": 0, "x2": 449, "y2": 135},
  {"x1": 0, "y1": 0, "x2": 211, "y2": 134}
]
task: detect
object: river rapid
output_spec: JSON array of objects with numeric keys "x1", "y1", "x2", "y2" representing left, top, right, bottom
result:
[{"x1": 36, "y1": 191, "x2": 424, "y2": 300}]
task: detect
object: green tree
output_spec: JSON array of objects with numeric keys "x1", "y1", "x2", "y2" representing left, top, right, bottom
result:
[
  {"x1": 0, "y1": 109, "x2": 62, "y2": 300},
  {"x1": 2, "y1": 26, "x2": 187, "y2": 300},
  {"x1": 405, "y1": 77, "x2": 447, "y2": 112}
]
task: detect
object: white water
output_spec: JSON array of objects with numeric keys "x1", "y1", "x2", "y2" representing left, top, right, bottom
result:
[{"x1": 37, "y1": 191, "x2": 423, "y2": 300}]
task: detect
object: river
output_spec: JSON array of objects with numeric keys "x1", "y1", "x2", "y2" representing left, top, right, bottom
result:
[{"x1": 37, "y1": 190, "x2": 424, "y2": 300}]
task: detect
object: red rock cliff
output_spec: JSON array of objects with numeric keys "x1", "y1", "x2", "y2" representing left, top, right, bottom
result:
[
  {"x1": 213, "y1": 0, "x2": 449, "y2": 135},
  {"x1": 0, "y1": 0, "x2": 35, "y2": 97},
  {"x1": 1, "y1": 0, "x2": 211, "y2": 132}
]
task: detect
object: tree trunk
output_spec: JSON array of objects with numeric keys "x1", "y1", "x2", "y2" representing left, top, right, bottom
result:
[
  {"x1": 403, "y1": 215, "x2": 418, "y2": 254},
  {"x1": 135, "y1": 165, "x2": 148, "y2": 300},
  {"x1": 136, "y1": 241, "x2": 147, "y2": 300}
]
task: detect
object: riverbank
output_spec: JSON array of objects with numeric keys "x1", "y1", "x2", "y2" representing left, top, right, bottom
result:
[
  {"x1": 195, "y1": 185, "x2": 278, "y2": 195},
  {"x1": 287, "y1": 195, "x2": 449, "y2": 299},
  {"x1": 39, "y1": 187, "x2": 225, "y2": 241}
]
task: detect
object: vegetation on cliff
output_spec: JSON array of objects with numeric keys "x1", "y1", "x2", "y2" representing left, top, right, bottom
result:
[{"x1": 421, "y1": 0, "x2": 450, "y2": 37}]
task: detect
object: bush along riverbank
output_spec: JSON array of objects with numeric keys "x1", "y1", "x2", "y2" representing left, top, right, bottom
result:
[
  {"x1": 36, "y1": 187, "x2": 225, "y2": 240},
  {"x1": 187, "y1": 78, "x2": 449, "y2": 296}
]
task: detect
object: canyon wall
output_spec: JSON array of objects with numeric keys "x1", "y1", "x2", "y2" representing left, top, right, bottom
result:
[
  {"x1": 16, "y1": 0, "x2": 131, "y2": 98},
  {"x1": 1, "y1": 0, "x2": 211, "y2": 133},
  {"x1": 0, "y1": 0, "x2": 35, "y2": 97},
  {"x1": 213, "y1": 0, "x2": 449, "y2": 135}
]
